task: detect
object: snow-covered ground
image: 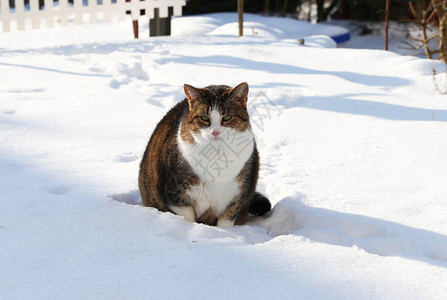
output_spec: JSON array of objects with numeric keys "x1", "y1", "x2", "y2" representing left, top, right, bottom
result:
[{"x1": 1, "y1": 13, "x2": 447, "y2": 299}]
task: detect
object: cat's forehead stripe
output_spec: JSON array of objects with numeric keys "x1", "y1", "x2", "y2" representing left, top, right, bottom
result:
[
  {"x1": 203, "y1": 85, "x2": 232, "y2": 106},
  {"x1": 210, "y1": 109, "x2": 221, "y2": 122}
]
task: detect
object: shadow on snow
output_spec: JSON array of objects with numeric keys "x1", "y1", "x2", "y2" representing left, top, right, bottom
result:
[{"x1": 112, "y1": 189, "x2": 447, "y2": 268}]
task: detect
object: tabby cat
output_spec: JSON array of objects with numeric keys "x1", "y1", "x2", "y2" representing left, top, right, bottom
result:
[{"x1": 139, "y1": 82, "x2": 271, "y2": 227}]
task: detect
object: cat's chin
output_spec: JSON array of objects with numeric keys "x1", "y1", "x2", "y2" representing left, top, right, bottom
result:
[
  {"x1": 196, "y1": 133, "x2": 222, "y2": 142},
  {"x1": 208, "y1": 136, "x2": 221, "y2": 141}
]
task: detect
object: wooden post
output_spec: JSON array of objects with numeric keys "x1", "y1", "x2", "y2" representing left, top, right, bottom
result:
[
  {"x1": 150, "y1": 7, "x2": 173, "y2": 37},
  {"x1": 316, "y1": 0, "x2": 324, "y2": 22},
  {"x1": 385, "y1": 0, "x2": 391, "y2": 50},
  {"x1": 238, "y1": 0, "x2": 243, "y2": 37},
  {"x1": 341, "y1": 0, "x2": 348, "y2": 19},
  {"x1": 133, "y1": 20, "x2": 139, "y2": 39},
  {"x1": 150, "y1": 8, "x2": 160, "y2": 36}
]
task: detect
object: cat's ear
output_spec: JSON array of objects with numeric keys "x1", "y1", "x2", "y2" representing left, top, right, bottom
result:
[
  {"x1": 229, "y1": 82, "x2": 249, "y2": 107},
  {"x1": 184, "y1": 84, "x2": 204, "y2": 108}
]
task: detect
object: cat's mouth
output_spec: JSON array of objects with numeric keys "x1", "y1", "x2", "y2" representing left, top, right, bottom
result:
[{"x1": 205, "y1": 133, "x2": 221, "y2": 141}]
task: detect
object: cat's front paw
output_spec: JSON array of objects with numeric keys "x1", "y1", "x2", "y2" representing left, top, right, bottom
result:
[
  {"x1": 170, "y1": 205, "x2": 196, "y2": 223},
  {"x1": 217, "y1": 218, "x2": 235, "y2": 227}
]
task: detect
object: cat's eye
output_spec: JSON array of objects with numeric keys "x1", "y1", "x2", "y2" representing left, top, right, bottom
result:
[
  {"x1": 200, "y1": 115, "x2": 210, "y2": 122},
  {"x1": 222, "y1": 115, "x2": 232, "y2": 122}
]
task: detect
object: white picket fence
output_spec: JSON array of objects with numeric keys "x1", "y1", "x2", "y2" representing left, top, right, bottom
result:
[{"x1": 0, "y1": 0, "x2": 185, "y2": 32}]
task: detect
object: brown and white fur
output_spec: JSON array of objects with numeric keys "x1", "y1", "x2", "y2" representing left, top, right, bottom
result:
[{"x1": 139, "y1": 82, "x2": 271, "y2": 227}]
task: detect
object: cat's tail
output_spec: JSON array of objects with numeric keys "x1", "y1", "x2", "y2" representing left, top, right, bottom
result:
[{"x1": 248, "y1": 192, "x2": 272, "y2": 216}]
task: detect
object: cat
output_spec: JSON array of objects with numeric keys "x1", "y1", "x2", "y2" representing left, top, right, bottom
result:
[{"x1": 138, "y1": 82, "x2": 271, "y2": 227}]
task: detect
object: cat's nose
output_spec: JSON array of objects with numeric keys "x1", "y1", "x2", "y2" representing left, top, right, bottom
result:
[{"x1": 211, "y1": 130, "x2": 220, "y2": 137}]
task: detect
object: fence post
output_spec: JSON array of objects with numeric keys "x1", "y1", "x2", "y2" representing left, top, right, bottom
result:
[
  {"x1": 385, "y1": 0, "x2": 390, "y2": 51},
  {"x1": 0, "y1": 0, "x2": 11, "y2": 32},
  {"x1": 30, "y1": 0, "x2": 39, "y2": 29},
  {"x1": 15, "y1": 0, "x2": 25, "y2": 30},
  {"x1": 133, "y1": 20, "x2": 139, "y2": 38},
  {"x1": 0, "y1": 0, "x2": 185, "y2": 34},
  {"x1": 74, "y1": 0, "x2": 83, "y2": 25},
  {"x1": 149, "y1": 8, "x2": 160, "y2": 36},
  {"x1": 44, "y1": 0, "x2": 54, "y2": 28},
  {"x1": 238, "y1": 0, "x2": 243, "y2": 37},
  {"x1": 149, "y1": 6, "x2": 172, "y2": 36},
  {"x1": 59, "y1": 0, "x2": 69, "y2": 26}
]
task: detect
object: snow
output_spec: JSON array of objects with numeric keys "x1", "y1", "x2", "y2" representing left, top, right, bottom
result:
[
  {"x1": 1, "y1": 12, "x2": 447, "y2": 299},
  {"x1": 172, "y1": 13, "x2": 348, "y2": 40}
]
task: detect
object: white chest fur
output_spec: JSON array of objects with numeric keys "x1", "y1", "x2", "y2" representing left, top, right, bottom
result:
[{"x1": 186, "y1": 180, "x2": 240, "y2": 217}]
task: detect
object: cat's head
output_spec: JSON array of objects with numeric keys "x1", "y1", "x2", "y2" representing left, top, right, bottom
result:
[{"x1": 180, "y1": 82, "x2": 252, "y2": 145}]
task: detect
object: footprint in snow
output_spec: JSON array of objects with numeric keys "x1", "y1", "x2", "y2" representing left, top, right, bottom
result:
[
  {"x1": 47, "y1": 185, "x2": 71, "y2": 195},
  {"x1": 3, "y1": 110, "x2": 15, "y2": 115},
  {"x1": 109, "y1": 62, "x2": 149, "y2": 89},
  {"x1": 146, "y1": 98, "x2": 166, "y2": 108},
  {"x1": 116, "y1": 152, "x2": 139, "y2": 163},
  {"x1": 110, "y1": 190, "x2": 142, "y2": 205},
  {"x1": 8, "y1": 88, "x2": 46, "y2": 93},
  {"x1": 89, "y1": 66, "x2": 104, "y2": 73}
]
